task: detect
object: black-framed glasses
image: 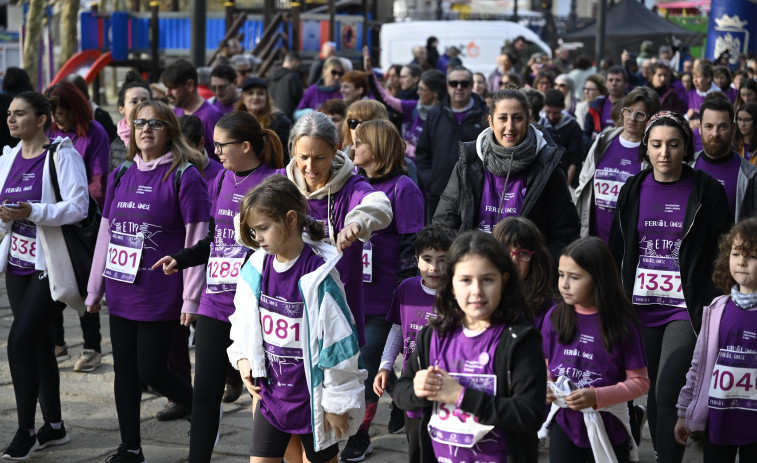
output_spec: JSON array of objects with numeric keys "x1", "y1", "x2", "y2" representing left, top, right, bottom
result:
[
  {"x1": 622, "y1": 107, "x2": 648, "y2": 122},
  {"x1": 347, "y1": 119, "x2": 364, "y2": 130},
  {"x1": 510, "y1": 249, "x2": 535, "y2": 262},
  {"x1": 213, "y1": 140, "x2": 243, "y2": 154},
  {"x1": 331, "y1": 69, "x2": 344, "y2": 77},
  {"x1": 133, "y1": 119, "x2": 167, "y2": 130},
  {"x1": 448, "y1": 80, "x2": 472, "y2": 88}
]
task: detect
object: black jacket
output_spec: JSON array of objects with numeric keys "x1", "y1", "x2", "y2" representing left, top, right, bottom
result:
[
  {"x1": 394, "y1": 321, "x2": 546, "y2": 463},
  {"x1": 268, "y1": 66, "x2": 304, "y2": 121},
  {"x1": 609, "y1": 166, "x2": 733, "y2": 333},
  {"x1": 433, "y1": 128, "x2": 580, "y2": 264},
  {"x1": 415, "y1": 93, "x2": 487, "y2": 213}
]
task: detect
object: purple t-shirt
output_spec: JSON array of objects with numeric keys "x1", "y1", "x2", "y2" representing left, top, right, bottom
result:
[
  {"x1": 203, "y1": 158, "x2": 224, "y2": 192},
  {"x1": 542, "y1": 308, "x2": 647, "y2": 447},
  {"x1": 211, "y1": 98, "x2": 238, "y2": 115},
  {"x1": 708, "y1": 299, "x2": 757, "y2": 446},
  {"x1": 601, "y1": 97, "x2": 615, "y2": 129},
  {"x1": 103, "y1": 162, "x2": 210, "y2": 321},
  {"x1": 398, "y1": 100, "x2": 425, "y2": 153},
  {"x1": 694, "y1": 152, "x2": 741, "y2": 215},
  {"x1": 428, "y1": 325, "x2": 507, "y2": 462},
  {"x1": 296, "y1": 84, "x2": 341, "y2": 111},
  {"x1": 363, "y1": 175, "x2": 424, "y2": 315},
  {"x1": 258, "y1": 245, "x2": 324, "y2": 434},
  {"x1": 197, "y1": 165, "x2": 276, "y2": 322},
  {"x1": 3, "y1": 153, "x2": 45, "y2": 275},
  {"x1": 633, "y1": 174, "x2": 694, "y2": 327},
  {"x1": 687, "y1": 89, "x2": 710, "y2": 118},
  {"x1": 174, "y1": 101, "x2": 223, "y2": 162},
  {"x1": 745, "y1": 143, "x2": 753, "y2": 162},
  {"x1": 304, "y1": 174, "x2": 378, "y2": 346},
  {"x1": 48, "y1": 121, "x2": 110, "y2": 206},
  {"x1": 476, "y1": 170, "x2": 527, "y2": 233},
  {"x1": 591, "y1": 137, "x2": 641, "y2": 244}
]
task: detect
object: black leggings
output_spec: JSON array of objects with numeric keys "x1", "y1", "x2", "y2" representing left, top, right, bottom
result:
[
  {"x1": 53, "y1": 309, "x2": 101, "y2": 352},
  {"x1": 109, "y1": 314, "x2": 193, "y2": 448},
  {"x1": 6, "y1": 272, "x2": 66, "y2": 430},
  {"x1": 704, "y1": 428, "x2": 757, "y2": 463},
  {"x1": 548, "y1": 420, "x2": 630, "y2": 463},
  {"x1": 188, "y1": 315, "x2": 232, "y2": 463}
]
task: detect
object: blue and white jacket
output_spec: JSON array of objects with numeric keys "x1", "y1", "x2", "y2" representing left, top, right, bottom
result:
[{"x1": 227, "y1": 235, "x2": 367, "y2": 450}]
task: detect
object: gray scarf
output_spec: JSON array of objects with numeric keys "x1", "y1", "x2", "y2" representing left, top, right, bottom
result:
[
  {"x1": 481, "y1": 125, "x2": 539, "y2": 177},
  {"x1": 731, "y1": 285, "x2": 757, "y2": 310},
  {"x1": 416, "y1": 101, "x2": 434, "y2": 121}
]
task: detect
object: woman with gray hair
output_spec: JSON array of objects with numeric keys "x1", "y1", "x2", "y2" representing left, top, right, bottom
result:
[
  {"x1": 283, "y1": 111, "x2": 392, "y2": 347},
  {"x1": 555, "y1": 74, "x2": 577, "y2": 116}
]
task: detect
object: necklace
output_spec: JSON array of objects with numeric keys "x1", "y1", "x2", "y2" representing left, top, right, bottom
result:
[{"x1": 233, "y1": 165, "x2": 259, "y2": 188}]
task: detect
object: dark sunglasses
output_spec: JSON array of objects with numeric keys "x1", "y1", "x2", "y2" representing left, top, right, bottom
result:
[
  {"x1": 448, "y1": 80, "x2": 472, "y2": 89},
  {"x1": 331, "y1": 69, "x2": 345, "y2": 77},
  {"x1": 347, "y1": 119, "x2": 363, "y2": 130},
  {"x1": 133, "y1": 118, "x2": 166, "y2": 130}
]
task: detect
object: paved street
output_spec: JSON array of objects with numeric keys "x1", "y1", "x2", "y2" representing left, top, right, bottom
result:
[{"x1": 0, "y1": 282, "x2": 708, "y2": 462}]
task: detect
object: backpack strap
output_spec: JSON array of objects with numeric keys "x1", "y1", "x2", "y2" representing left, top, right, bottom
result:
[
  {"x1": 113, "y1": 160, "x2": 134, "y2": 189},
  {"x1": 173, "y1": 162, "x2": 192, "y2": 193}
]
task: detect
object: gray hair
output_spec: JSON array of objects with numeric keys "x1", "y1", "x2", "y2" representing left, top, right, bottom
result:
[
  {"x1": 288, "y1": 111, "x2": 338, "y2": 155},
  {"x1": 231, "y1": 53, "x2": 261, "y2": 71}
]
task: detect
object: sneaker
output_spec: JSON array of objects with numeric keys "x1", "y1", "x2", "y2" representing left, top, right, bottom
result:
[
  {"x1": 74, "y1": 349, "x2": 102, "y2": 372},
  {"x1": 54, "y1": 345, "x2": 70, "y2": 363},
  {"x1": 36, "y1": 422, "x2": 69, "y2": 449},
  {"x1": 340, "y1": 432, "x2": 372, "y2": 462},
  {"x1": 104, "y1": 443, "x2": 146, "y2": 463},
  {"x1": 631, "y1": 404, "x2": 647, "y2": 446},
  {"x1": 2, "y1": 429, "x2": 39, "y2": 460},
  {"x1": 387, "y1": 402, "x2": 405, "y2": 434},
  {"x1": 222, "y1": 382, "x2": 242, "y2": 403},
  {"x1": 155, "y1": 401, "x2": 188, "y2": 421}
]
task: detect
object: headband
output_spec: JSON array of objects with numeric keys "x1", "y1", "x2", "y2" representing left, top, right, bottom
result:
[{"x1": 643, "y1": 110, "x2": 692, "y2": 143}]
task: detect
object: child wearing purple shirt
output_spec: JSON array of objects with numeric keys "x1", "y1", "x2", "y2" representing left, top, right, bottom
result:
[
  {"x1": 541, "y1": 238, "x2": 648, "y2": 463},
  {"x1": 394, "y1": 231, "x2": 546, "y2": 463},
  {"x1": 676, "y1": 219, "x2": 757, "y2": 462},
  {"x1": 374, "y1": 224, "x2": 456, "y2": 462}
]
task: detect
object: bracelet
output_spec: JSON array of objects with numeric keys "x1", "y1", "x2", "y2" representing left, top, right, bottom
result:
[{"x1": 455, "y1": 387, "x2": 466, "y2": 408}]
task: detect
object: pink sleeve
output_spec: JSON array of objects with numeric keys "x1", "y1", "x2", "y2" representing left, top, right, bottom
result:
[
  {"x1": 374, "y1": 74, "x2": 404, "y2": 113},
  {"x1": 594, "y1": 368, "x2": 650, "y2": 409},
  {"x1": 181, "y1": 221, "x2": 209, "y2": 314},
  {"x1": 85, "y1": 218, "x2": 111, "y2": 306}
]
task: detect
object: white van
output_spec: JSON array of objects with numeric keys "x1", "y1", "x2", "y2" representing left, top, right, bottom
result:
[{"x1": 379, "y1": 20, "x2": 552, "y2": 75}]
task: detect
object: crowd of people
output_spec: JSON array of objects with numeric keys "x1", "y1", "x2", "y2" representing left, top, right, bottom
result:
[{"x1": 1, "y1": 32, "x2": 757, "y2": 463}]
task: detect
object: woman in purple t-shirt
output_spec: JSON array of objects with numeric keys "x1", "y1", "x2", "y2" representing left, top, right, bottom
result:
[
  {"x1": 153, "y1": 111, "x2": 284, "y2": 462},
  {"x1": 610, "y1": 111, "x2": 732, "y2": 463},
  {"x1": 85, "y1": 101, "x2": 211, "y2": 463},
  {"x1": 0, "y1": 92, "x2": 89, "y2": 460}
]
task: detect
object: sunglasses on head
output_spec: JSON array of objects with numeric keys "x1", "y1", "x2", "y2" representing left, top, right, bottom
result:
[
  {"x1": 448, "y1": 80, "x2": 472, "y2": 89},
  {"x1": 347, "y1": 119, "x2": 363, "y2": 130}
]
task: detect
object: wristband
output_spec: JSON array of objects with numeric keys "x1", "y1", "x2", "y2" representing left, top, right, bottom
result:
[{"x1": 455, "y1": 387, "x2": 466, "y2": 408}]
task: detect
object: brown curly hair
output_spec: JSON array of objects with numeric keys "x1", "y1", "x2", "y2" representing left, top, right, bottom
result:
[{"x1": 712, "y1": 218, "x2": 757, "y2": 293}]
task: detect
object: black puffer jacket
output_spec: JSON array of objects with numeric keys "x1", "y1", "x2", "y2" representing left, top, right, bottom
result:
[
  {"x1": 609, "y1": 166, "x2": 733, "y2": 333},
  {"x1": 433, "y1": 126, "x2": 580, "y2": 264},
  {"x1": 394, "y1": 321, "x2": 546, "y2": 463}
]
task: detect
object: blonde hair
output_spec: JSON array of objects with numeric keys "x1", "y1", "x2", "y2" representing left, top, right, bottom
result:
[
  {"x1": 354, "y1": 120, "x2": 406, "y2": 177},
  {"x1": 342, "y1": 100, "x2": 388, "y2": 147}
]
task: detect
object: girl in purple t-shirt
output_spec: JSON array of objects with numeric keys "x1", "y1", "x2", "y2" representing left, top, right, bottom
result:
[
  {"x1": 394, "y1": 231, "x2": 546, "y2": 463},
  {"x1": 493, "y1": 216, "x2": 556, "y2": 331},
  {"x1": 675, "y1": 218, "x2": 757, "y2": 462},
  {"x1": 152, "y1": 111, "x2": 284, "y2": 462},
  {"x1": 542, "y1": 238, "x2": 648, "y2": 463},
  {"x1": 228, "y1": 175, "x2": 365, "y2": 463}
]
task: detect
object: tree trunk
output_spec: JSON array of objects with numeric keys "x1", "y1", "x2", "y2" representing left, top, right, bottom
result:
[
  {"x1": 23, "y1": 0, "x2": 45, "y2": 89},
  {"x1": 60, "y1": 0, "x2": 79, "y2": 64}
]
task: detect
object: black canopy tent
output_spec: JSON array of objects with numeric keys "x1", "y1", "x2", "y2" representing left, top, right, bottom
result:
[{"x1": 562, "y1": 0, "x2": 703, "y2": 62}]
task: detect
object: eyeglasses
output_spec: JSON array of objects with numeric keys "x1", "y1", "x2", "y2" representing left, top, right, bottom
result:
[
  {"x1": 210, "y1": 83, "x2": 230, "y2": 92},
  {"x1": 556, "y1": 83, "x2": 568, "y2": 89},
  {"x1": 347, "y1": 119, "x2": 364, "y2": 130},
  {"x1": 213, "y1": 140, "x2": 243, "y2": 153},
  {"x1": 736, "y1": 117, "x2": 753, "y2": 123},
  {"x1": 622, "y1": 107, "x2": 648, "y2": 122},
  {"x1": 583, "y1": 87, "x2": 598, "y2": 93},
  {"x1": 448, "y1": 80, "x2": 472, "y2": 89},
  {"x1": 510, "y1": 249, "x2": 535, "y2": 262},
  {"x1": 133, "y1": 119, "x2": 167, "y2": 130},
  {"x1": 330, "y1": 70, "x2": 344, "y2": 77}
]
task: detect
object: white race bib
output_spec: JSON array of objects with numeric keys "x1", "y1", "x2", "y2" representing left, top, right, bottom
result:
[
  {"x1": 708, "y1": 349, "x2": 757, "y2": 411},
  {"x1": 362, "y1": 241, "x2": 372, "y2": 283},
  {"x1": 593, "y1": 168, "x2": 630, "y2": 209},
  {"x1": 632, "y1": 256, "x2": 685, "y2": 307},
  {"x1": 103, "y1": 231, "x2": 144, "y2": 284},
  {"x1": 206, "y1": 244, "x2": 246, "y2": 293},
  {"x1": 260, "y1": 294, "x2": 304, "y2": 358},
  {"x1": 427, "y1": 373, "x2": 496, "y2": 448},
  {"x1": 8, "y1": 222, "x2": 37, "y2": 268}
]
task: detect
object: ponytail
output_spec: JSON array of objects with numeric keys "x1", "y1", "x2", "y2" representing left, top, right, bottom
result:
[{"x1": 260, "y1": 129, "x2": 285, "y2": 169}]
